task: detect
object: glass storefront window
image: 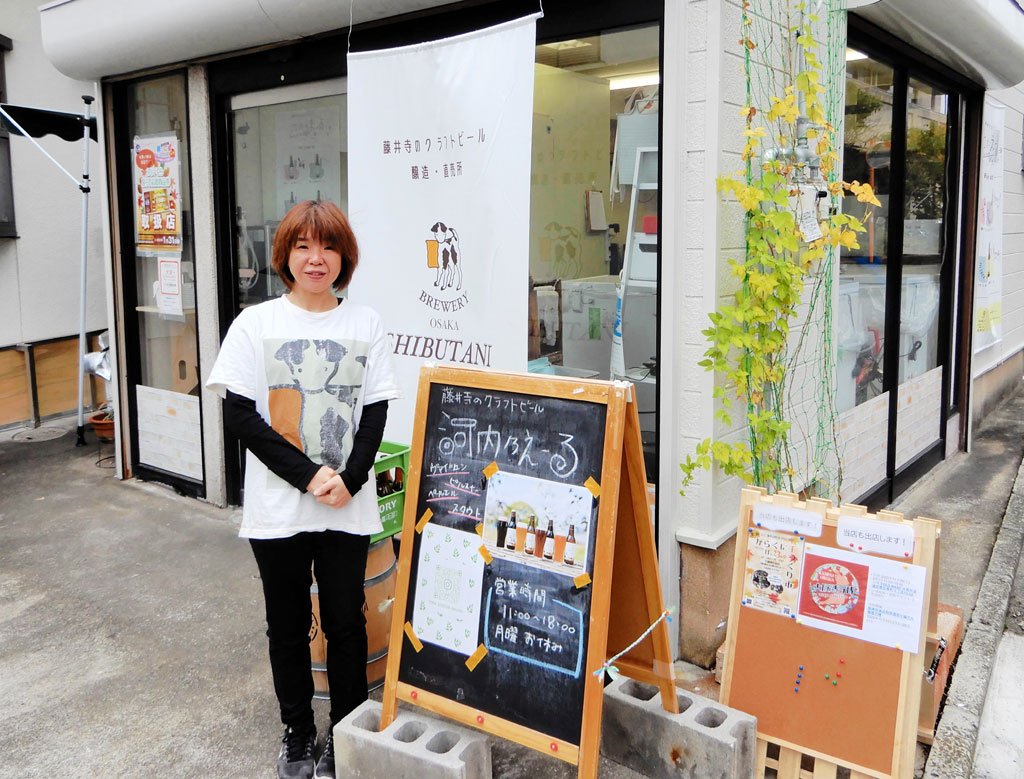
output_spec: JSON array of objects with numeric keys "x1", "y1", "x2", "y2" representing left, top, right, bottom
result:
[
  {"x1": 230, "y1": 89, "x2": 347, "y2": 310},
  {"x1": 127, "y1": 74, "x2": 204, "y2": 482},
  {"x1": 839, "y1": 50, "x2": 894, "y2": 412},
  {"x1": 901, "y1": 77, "x2": 947, "y2": 381},
  {"x1": 529, "y1": 26, "x2": 659, "y2": 479}
]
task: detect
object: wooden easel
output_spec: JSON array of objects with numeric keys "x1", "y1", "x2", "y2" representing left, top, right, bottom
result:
[
  {"x1": 721, "y1": 487, "x2": 939, "y2": 779},
  {"x1": 380, "y1": 366, "x2": 676, "y2": 778}
]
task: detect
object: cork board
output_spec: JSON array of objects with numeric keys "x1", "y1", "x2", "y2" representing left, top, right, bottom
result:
[{"x1": 721, "y1": 488, "x2": 938, "y2": 778}]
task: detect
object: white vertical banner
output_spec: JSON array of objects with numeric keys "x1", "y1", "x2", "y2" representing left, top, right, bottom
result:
[
  {"x1": 347, "y1": 15, "x2": 538, "y2": 443},
  {"x1": 974, "y1": 100, "x2": 1005, "y2": 353}
]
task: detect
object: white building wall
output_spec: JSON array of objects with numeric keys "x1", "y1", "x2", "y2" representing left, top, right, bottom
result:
[
  {"x1": 973, "y1": 84, "x2": 1024, "y2": 377},
  {"x1": 667, "y1": 0, "x2": 734, "y2": 550},
  {"x1": 0, "y1": 0, "x2": 107, "y2": 348}
]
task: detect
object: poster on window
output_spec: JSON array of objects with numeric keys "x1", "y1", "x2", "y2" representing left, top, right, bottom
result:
[
  {"x1": 797, "y1": 543, "x2": 927, "y2": 652},
  {"x1": 275, "y1": 106, "x2": 343, "y2": 219},
  {"x1": 347, "y1": 14, "x2": 538, "y2": 442},
  {"x1": 974, "y1": 101, "x2": 1005, "y2": 353},
  {"x1": 133, "y1": 134, "x2": 182, "y2": 253}
]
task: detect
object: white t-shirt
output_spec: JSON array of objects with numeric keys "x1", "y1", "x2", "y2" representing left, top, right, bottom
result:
[{"x1": 206, "y1": 295, "x2": 400, "y2": 539}]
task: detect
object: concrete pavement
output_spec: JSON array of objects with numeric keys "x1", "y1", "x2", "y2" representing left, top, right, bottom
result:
[
  {"x1": 3, "y1": 380, "x2": 1024, "y2": 777},
  {"x1": 0, "y1": 421, "x2": 645, "y2": 778},
  {"x1": 886, "y1": 383, "x2": 1024, "y2": 779}
]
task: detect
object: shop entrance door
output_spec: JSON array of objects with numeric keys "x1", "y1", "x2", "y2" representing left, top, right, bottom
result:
[
  {"x1": 224, "y1": 80, "x2": 348, "y2": 502},
  {"x1": 839, "y1": 48, "x2": 964, "y2": 508},
  {"x1": 112, "y1": 72, "x2": 205, "y2": 496}
]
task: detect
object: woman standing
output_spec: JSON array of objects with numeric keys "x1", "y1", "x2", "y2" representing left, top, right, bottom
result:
[{"x1": 206, "y1": 200, "x2": 399, "y2": 779}]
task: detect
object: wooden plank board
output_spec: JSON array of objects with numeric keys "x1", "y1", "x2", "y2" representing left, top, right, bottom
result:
[{"x1": 0, "y1": 348, "x2": 28, "y2": 426}]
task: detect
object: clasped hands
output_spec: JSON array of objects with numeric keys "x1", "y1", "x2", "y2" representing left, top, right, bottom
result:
[{"x1": 307, "y1": 465, "x2": 352, "y2": 509}]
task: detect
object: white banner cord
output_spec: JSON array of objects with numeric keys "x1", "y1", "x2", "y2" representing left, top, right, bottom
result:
[{"x1": 348, "y1": 0, "x2": 355, "y2": 54}]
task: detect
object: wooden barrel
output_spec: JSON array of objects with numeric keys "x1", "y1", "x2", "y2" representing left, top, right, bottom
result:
[{"x1": 310, "y1": 537, "x2": 398, "y2": 698}]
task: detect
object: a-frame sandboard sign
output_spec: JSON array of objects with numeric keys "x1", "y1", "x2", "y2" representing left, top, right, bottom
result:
[{"x1": 381, "y1": 365, "x2": 677, "y2": 778}]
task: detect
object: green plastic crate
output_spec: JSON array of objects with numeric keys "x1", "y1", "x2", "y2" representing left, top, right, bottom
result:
[{"x1": 370, "y1": 440, "x2": 409, "y2": 543}]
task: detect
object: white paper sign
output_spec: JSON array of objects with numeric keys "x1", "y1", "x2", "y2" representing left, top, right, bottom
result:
[
  {"x1": 974, "y1": 100, "x2": 1005, "y2": 352},
  {"x1": 752, "y1": 503, "x2": 823, "y2": 537},
  {"x1": 797, "y1": 543, "x2": 927, "y2": 653},
  {"x1": 347, "y1": 15, "x2": 538, "y2": 442},
  {"x1": 412, "y1": 524, "x2": 485, "y2": 656},
  {"x1": 837, "y1": 515, "x2": 914, "y2": 558},
  {"x1": 136, "y1": 385, "x2": 202, "y2": 480},
  {"x1": 155, "y1": 255, "x2": 183, "y2": 316}
]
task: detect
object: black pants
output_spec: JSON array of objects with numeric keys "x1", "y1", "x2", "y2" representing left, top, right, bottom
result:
[{"x1": 250, "y1": 530, "x2": 371, "y2": 730}]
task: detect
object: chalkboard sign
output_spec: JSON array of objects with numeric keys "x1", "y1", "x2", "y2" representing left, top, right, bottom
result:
[{"x1": 381, "y1": 366, "x2": 676, "y2": 777}]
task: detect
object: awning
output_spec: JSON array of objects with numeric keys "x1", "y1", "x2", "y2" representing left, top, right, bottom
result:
[
  {"x1": 38, "y1": 0, "x2": 457, "y2": 81},
  {"x1": 852, "y1": 0, "x2": 1024, "y2": 88},
  {"x1": 0, "y1": 103, "x2": 97, "y2": 142}
]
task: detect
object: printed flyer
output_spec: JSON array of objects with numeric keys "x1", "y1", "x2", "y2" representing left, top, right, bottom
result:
[
  {"x1": 797, "y1": 543, "x2": 927, "y2": 652},
  {"x1": 741, "y1": 528, "x2": 803, "y2": 617},
  {"x1": 133, "y1": 134, "x2": 182, "y2": 252},
  {"x1": 412, "y1": 524, "x2": 484, "y2": 656}
]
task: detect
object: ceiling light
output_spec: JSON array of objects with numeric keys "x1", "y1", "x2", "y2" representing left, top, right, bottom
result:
[
  {"x1": 846, "y1": 49, "x2": 868, "y2": 62},
  {"x1": 609, "y1": 72, "x2": 660, "y2": 90}
]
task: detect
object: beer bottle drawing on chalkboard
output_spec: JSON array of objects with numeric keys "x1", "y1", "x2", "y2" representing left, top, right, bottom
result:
[
  {"x1": 524, "y1": 515, "x2": 537, "y2": 555},
  {"x1": 543, "y1": 519, "x2": 556, "y2": 560},
  {"x1": 496, "y1": 514, "x2": 509, "y2": 549},
  {"x1": 532, "y1": 515, "x2": 545, "y2": 559},
  {"x1": 564, "y1": 524, "x2": 577, "y2": 566},
  {"x1": 505, "y1": 511, "x2": 518, "y2": 551}
]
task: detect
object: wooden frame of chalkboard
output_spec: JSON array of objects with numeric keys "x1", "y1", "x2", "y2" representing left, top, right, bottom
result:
[
  {"x1": 381, "y1": 365, "x2": 676, "y2": 778},
  {"x1": 720, "y1": 487, "x2": 939, "y2": 778}
]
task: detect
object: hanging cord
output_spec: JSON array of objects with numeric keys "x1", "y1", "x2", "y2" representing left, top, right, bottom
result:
[
  {"x1": 348, "y1": 0, "x2": 355, "y2": 54},
  {"x1": 593, "y1": 608, "x2": 675, "y2": 680}
]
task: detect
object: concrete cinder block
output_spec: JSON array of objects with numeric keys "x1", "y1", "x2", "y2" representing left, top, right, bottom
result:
[
  {"x1": 601, "y1": 677, "x2": 756, "y2": 779},
  {"x1": 335, "y1": 700, "x2": 491, "y2": 779}
]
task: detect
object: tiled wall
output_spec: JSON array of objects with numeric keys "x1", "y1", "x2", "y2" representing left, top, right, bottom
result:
[
  {"x1": 838, "y1": 392, "x2": 889, "y2": 502},
  {"x1": 895, "y1": 367, "x2": 943, "y2": 469}
]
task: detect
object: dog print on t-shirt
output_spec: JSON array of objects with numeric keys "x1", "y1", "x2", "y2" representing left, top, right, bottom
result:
[{"x1": 264, "y1": 338, "x2": 369, "y2": 477}]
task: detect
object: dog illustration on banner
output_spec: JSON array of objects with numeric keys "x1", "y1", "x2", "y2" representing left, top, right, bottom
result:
[{"x1": 427, "y1": 221, "x2": 463, "y2": 292}]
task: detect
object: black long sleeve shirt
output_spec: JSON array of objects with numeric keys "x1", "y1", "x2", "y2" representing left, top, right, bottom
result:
[{"x1": 223, "y1": 390, "x2": 388, "y2": 496}]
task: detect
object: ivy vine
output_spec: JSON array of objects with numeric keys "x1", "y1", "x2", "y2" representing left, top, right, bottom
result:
[{"x1": 680, "y1": 4, "x2": 879, "y2": 496}]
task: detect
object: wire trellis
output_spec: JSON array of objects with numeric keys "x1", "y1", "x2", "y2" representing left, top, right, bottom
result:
[{"x1": 739, "y1": 0, "x2": 848, "y2": 501}]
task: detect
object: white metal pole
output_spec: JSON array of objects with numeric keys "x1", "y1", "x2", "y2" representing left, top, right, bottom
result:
[{"x1": 75, "y1": 95, "x2": 94, "y2": 446}]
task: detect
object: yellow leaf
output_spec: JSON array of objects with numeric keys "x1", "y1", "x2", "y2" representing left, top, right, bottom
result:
[
  {"x1": 849, "y1": 180, "x2": 881, "y2": 207},
  {"x1": 837, "y1": 229, "x2": 860, "y2": 250},
  {"x1": 737, "y1": 185, "x2": 765, "y2": 212},
  {"x1": 766, "y1": 94, "x2": 799, "y2": 124}
]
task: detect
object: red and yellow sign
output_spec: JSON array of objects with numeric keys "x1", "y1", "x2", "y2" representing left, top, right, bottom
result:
[{"x1": 133, "y1": 134, "x2": 181, "y2": 252}]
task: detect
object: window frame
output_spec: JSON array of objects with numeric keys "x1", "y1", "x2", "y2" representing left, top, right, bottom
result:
[{"x1": 0, "y1": 33, "x2": 16, "y2": 238}]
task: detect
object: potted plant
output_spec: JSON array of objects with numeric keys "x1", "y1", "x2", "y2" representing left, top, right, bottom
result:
[{"x1": 88, "y1": 403, "x2": 115, "y2": 442}]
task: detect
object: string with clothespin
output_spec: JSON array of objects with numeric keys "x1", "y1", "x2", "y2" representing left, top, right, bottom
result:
[{"x1": 593, "y1": 607, "x2": 675, "y2": 681}]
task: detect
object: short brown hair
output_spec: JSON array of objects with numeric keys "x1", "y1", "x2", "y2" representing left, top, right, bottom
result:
[{"x1": 271, "y1": 200, "x2": 359, "y2": 290}]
